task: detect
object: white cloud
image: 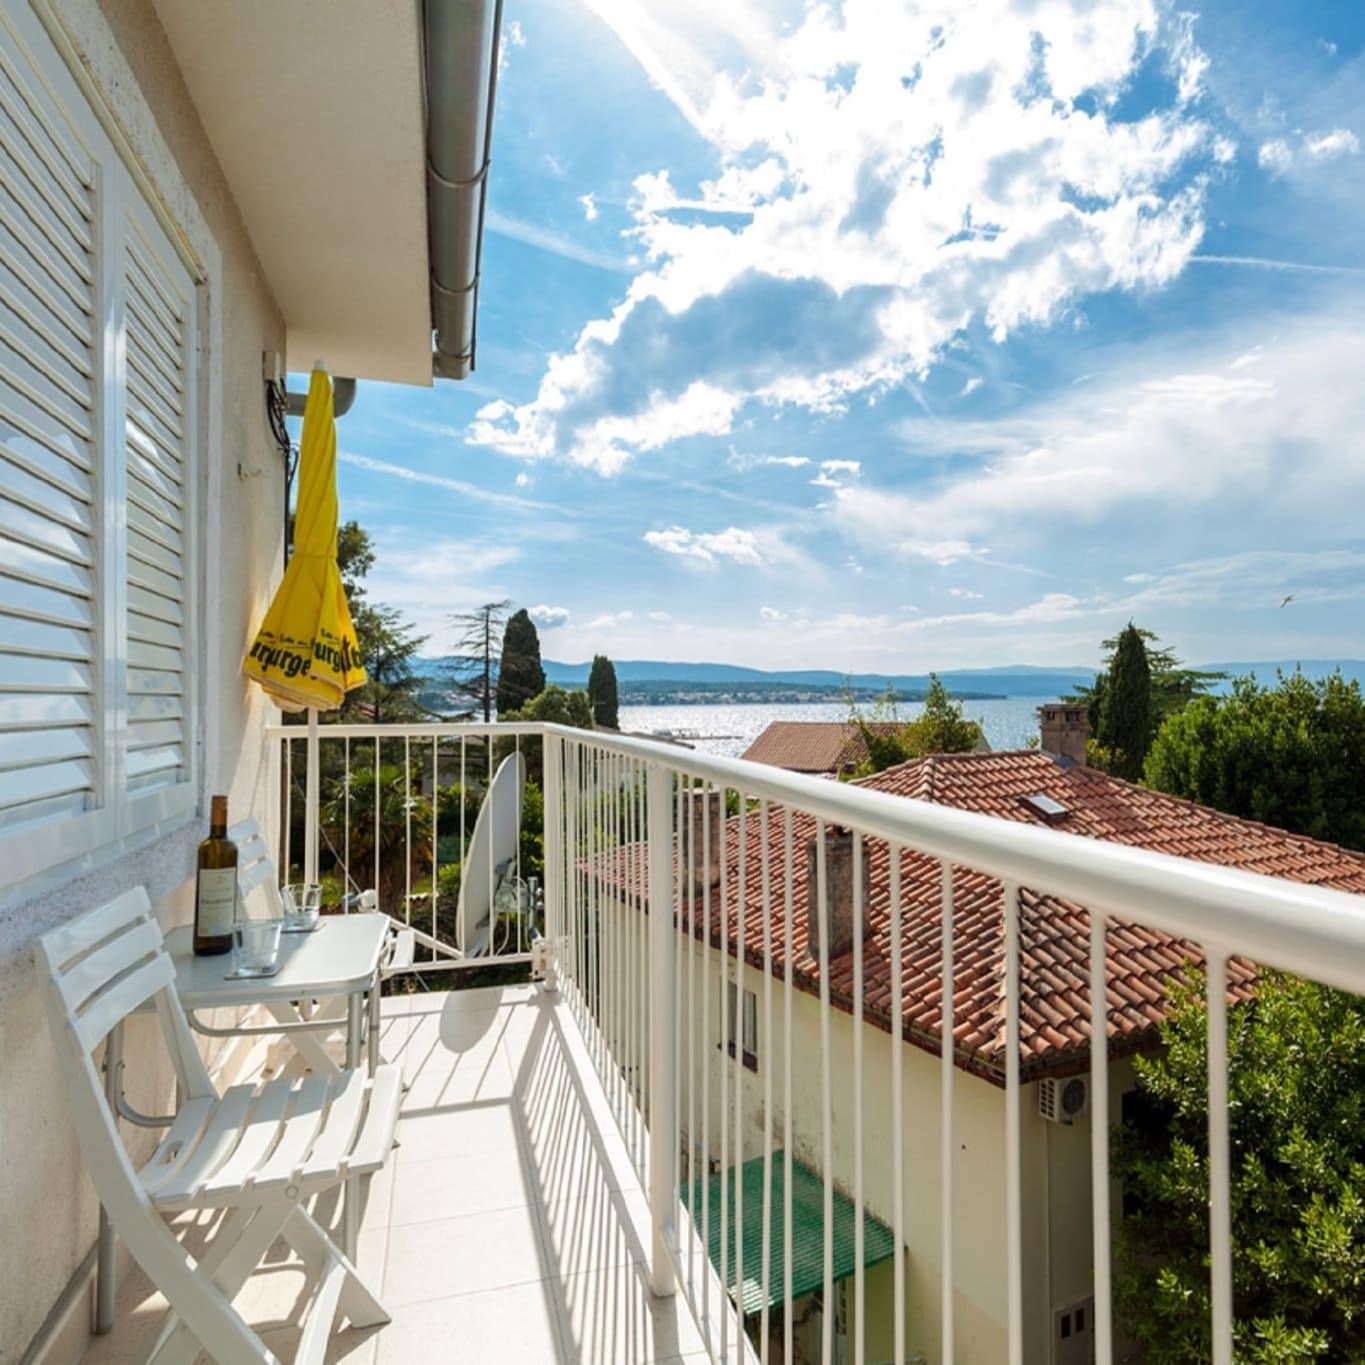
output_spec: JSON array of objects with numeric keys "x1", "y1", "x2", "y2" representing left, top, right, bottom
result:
[
  {"x1": 760, "y1": 606, "x2": 788, "y2": 621},
  {"x1": 948, "y1": 587, "x2": 983, "y2": 599},
  {"x1": 643, "y1": 525, "x2": 763, "y2": 566},
  {"x1": 470, "y1": 0, "x2": 1217, "y2": 472},
  {"x1": 1257, "y1": 138, "x2": 1293, "y2": 175},
  {"x1": 338, "y1": 451, "x2": 555, "y2": 513},
  {"x1": 647, "y1": 610, "x2": 671, "y2": 622},
  {"x1": 821, "y1": 459, "x2": 861, "y2": 475},
  {"x1": 363, "y1": 537, "x2": 521, "y2": 643},
  {"x1": 959, "y1": 376, "x2": 984, "y2": 398},
  {"x1": 514, "y1": 472, "x2": 531, "y2": 488},
  {"x1": 1258, "y1": 128, "x2": 1359, "y2": 176},
  {"x1": 1305, "y1": 128, "x2": 1360, "y2": 161},
  {"x1": 578, "y1": 192, "x2": 599, "y2": 222},
  {"x1": 762, "y1": 455, "x2": 811, "y2": 468},
  {"x1": 529, "y1": 604, "x2": 570, "y2": 627},
  {"x1": 1123, "y1": 572, "x2": 1155, "y2": 584},
  {"x1": 1318, "y1": 38, "x2": 1338, "y2": 57},
  {"x1": 587, "y1": 609, "x2": 635, "y2": 629},
  {"x1": 484, "y1": 209, "x2": 630, "y2": 272},
  {"x1": 833, "y1": 316, "x2": 1365, "y2": 562},
  {"x1": 507, "y1": 19, "x2": 526, "y2": 46}
]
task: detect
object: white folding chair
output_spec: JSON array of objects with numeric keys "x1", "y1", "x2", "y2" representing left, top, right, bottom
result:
[{"x1": 36, "y1": 887, "x2": 401, "y2": 1364}]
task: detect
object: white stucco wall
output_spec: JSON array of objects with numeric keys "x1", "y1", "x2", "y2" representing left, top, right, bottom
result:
[{"x1": 0, "y1": 0, "x2": 286, "y2": 1355}]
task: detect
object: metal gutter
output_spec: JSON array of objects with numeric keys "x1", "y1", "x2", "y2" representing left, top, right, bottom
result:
[{"x1": 423, "y1": 0, "x2": 503, "y2": 380}]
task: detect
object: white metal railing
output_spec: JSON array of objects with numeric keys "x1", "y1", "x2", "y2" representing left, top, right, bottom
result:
[{"x1": 272, "y1": 719, "x2": 1365, "y2": 1365}]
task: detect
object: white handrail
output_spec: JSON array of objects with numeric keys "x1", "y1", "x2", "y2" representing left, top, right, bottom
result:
[{"x1": 274, "y1": 719, "x2": 1365, "y2": 990}]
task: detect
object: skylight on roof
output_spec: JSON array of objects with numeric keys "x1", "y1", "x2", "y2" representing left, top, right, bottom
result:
[{"x1": 1022, "y1": 793, "x2": 1069, "y2": 825}]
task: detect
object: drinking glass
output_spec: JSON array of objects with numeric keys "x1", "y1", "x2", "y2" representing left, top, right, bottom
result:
[
  {"x1": 280, "y1": 882, "x2": 322, "y2": 932},
  {"x1": 232, "y1": 918, "x2": 281, "y2": 976}
]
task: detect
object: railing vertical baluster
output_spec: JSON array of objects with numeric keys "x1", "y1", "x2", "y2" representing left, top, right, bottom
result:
[
  {"x1": 372, "y1": 739, "x2": 380, "y2": 904},
  {"x1": 817, "y1": 821, "x2": 833, "y2": 1365},
  {"x1": 853, "y1": 829, "x2": 865, "y2": 1365},
  {"x1": 284, "y1": 736, "x2": 292, "y2": 878},
  {"x1": 515, "y1": 734, "x2": 522, "y2": 954},
  {"x1": 1207, "y1": 950, "x2": 1233, "y2": 1365},
  {"x1": 701, "y1": 778, "x2": 713, "y2": 1336},
  {"x1": 760, "y1": 799, "x2": 774, "y2": 1365},
  {"x1": 647, "y1": 758, "x2": 678, "y2": 1297},
  {"x1": 487, "y1": 732, "x2": 495, "y2": 958},
  {"x1": 343, "y1": 736, "x2": 350, "y2": 907},
  {"x1": 543, "y1": 733, "x2": 563, "y2": 983},
  {"x1": 719, "y1": 783, "x2": 731, "y2": 1364},
  {"x1": 1004, "y1": 882, "x2": 1023, "y2": 1365},
  {"x1": 735, "y1": 788, "x2": 748, "y2": 1358},
  {"x1": 1091, "y1": 909, "x2": 1113, "y2": 1364},
  {"x1": 783, "y1": 808, "x2": 795, "y2": 1365},
  {"x1": 891, "y1": 847, "x2": 905, "y2": 1365},
  {"x1": 305, "y1": 707, "x2": 319, "y2": 885},
  {"x1": 940, "y1": 860, "x2": 955, "y2": 1365},
  {"x1": 430, "y1": 736, "x2": 438, "y2": 956},
  {"x1": 404, "y1": 734, "x2": 412, "y2": 932},
  {"x1": 679, "y1": 769, "x2": 693, "y2": 1299}
]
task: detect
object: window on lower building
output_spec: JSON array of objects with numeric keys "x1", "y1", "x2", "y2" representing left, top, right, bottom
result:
[
  {"x1": 0, "y1": 4, "x2": 200, "y2": 888},
  {"x1": 723, "y1": 979, "x2": 758, "y2": 1071}
]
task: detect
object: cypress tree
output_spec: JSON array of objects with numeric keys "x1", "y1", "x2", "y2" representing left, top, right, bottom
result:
[
  {"x1": 587, "y1": 654, "x2": 619, "y2": 729},
  {"x1": 495, "y1": 609, "x2": 545, "y2": 716},
  {"x1": 1099, "y1": 621, "x2": 1152, "y2": 780}
]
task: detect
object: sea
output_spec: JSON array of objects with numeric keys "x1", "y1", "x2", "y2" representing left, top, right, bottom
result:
[{"x1": 617, "y1": 696, "x2": 1053, "y2": 760}]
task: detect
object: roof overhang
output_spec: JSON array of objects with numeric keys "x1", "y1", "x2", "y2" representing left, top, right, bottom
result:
[{"x1": 151, "y1": 0, "x2": 496, "y2": 387}]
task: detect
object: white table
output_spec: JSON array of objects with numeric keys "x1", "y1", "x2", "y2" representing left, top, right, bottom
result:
[{"x1": 96, "y1": 914, "x2": 390, "y2": 1332}]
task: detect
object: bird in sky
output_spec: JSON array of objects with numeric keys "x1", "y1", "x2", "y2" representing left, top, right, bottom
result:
[{"x1": 1280, "y1": 594, "x2": 1295, "y2": 608}]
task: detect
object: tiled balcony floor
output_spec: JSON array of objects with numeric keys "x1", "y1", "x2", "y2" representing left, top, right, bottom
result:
[{"x1": 82, "y1": 985, "x2": 712, "y2": 1364}]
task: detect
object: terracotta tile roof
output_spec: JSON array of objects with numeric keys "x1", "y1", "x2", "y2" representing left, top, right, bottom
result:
[
  {"x1": 740, "y1": 722, "x2": 897, "y2": 775},
  {"x1": 594, "y1": 752, "x2": 1365, "y2": 1084}
]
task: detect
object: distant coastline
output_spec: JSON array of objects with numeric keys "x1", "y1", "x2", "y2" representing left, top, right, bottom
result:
[{"x1": 609, "y1": 679, "x2": 1005, "y2": 706}]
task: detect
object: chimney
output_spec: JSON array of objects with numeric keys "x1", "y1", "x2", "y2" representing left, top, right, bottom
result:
[
  {"x1": 1038, "y1": 703, "x2": 1090, "y2": 765},
  {"x1": 805, "y1": 827, "x2": 871, "y2": 962},
  {"x1": 681, "y1": 789, "x2": 724, "y2": 896}
]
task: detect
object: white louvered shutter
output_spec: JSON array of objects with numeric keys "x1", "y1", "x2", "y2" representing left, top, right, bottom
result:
[
  {"x1": 121, "y1": 211, "x2": 195, "y2": 802},
  {"x1": 0, "y1": 24, "x2": 104, "y2": 845}
]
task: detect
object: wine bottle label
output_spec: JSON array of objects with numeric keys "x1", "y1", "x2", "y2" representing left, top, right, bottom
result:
[{"x1": 196, "y1": 867, "x2": 236, "y2": 936}]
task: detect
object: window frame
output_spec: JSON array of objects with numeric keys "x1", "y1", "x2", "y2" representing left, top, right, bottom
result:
[{"x1": 721, "y1": 977, "x2": 759, "y2": 1072}]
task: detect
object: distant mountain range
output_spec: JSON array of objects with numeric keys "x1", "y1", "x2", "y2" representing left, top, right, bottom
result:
[{"x1": 419, "y1": 656, "x2": 1365, "y2": 703}]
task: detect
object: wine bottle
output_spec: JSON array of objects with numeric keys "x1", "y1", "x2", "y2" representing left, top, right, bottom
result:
[{"x1": 194, "y1": 794, "x2": 237, "y2": 955}]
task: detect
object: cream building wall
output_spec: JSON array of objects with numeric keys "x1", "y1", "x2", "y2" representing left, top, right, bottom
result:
[
  {"x1": 598, "y1": 894, "x2": 1133, "y2": 1364},
  {"x1": 0, "y1": 0, "x2": 286, "y2": 1356}
]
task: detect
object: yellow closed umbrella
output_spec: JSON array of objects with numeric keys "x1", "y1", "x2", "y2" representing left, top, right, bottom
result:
[{"x1": 243, "y1": 366, "x2": 366, "y2": 711}]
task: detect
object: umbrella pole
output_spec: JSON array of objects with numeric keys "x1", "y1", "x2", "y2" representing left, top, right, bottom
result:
[{"x1": 305, "y1": 706, "x2": 320, "y2": 886}]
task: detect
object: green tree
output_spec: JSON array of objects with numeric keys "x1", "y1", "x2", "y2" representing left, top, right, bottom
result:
[
  {"x1": 1067, "y1": 626, "x2": 1223, "y2": 760},
  {"x1": 345, "y1": 602, "x2": 428, "y2": 722},
  {"x1": 848, "y1": 675, "x2": 980, "y2": 775},
  {"x1": 318, "y1": 761, "x2": 431, "y2": 915},
  {"x1": 446, "y1": 601, "x2": 510, "y2": 722},
  {"x1": 498, "y1": 684, "x2": 594, "y2": 786},
  {"x1": 587, "y1": 654, "x2": 620, "y2": 729},
  {"x1": 496, "y1": 609, "x2": 546, "y2": 716},
  {"x1": 1145, "y1": 671, "x2": 1365, "y2": 851},
  {"x1": 1115, "y1": 971, "x2": 1365, "y2": 1362},
  {"x1": 1098, "y1": 621, "x2": 1152, "y2": 780}
]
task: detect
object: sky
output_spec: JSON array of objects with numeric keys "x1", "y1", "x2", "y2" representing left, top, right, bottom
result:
[{"x1": 331, "y1": 0, "x2": 1365, "y2": 672}]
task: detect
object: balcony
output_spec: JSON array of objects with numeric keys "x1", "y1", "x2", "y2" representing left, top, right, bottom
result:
[
  {"x1": 79, "y1": 721, "x2": 1365, "y2": 1362},
  {"x1": 82, "y1": 984, "x2": 720, "y2": 1364}
]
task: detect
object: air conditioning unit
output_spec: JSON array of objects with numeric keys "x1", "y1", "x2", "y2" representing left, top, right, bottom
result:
[{"x1": 1039, "y1": 1075, "x2": 1089, "y2": 1124}]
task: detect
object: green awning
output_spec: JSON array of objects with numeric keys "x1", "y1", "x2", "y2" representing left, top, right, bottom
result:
[{"x1": 681, "y1": 1152, "x2": 898, "y2": 1316}]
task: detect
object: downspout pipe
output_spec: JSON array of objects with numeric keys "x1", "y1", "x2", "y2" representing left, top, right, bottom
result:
[{"x1": 424, "y1": 0, "x2": 503, "y2": 381}]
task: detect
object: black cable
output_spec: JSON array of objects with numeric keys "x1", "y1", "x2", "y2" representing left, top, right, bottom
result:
[{"x1": 265, "y1": 376, "x2": 298, "y2": 563}]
